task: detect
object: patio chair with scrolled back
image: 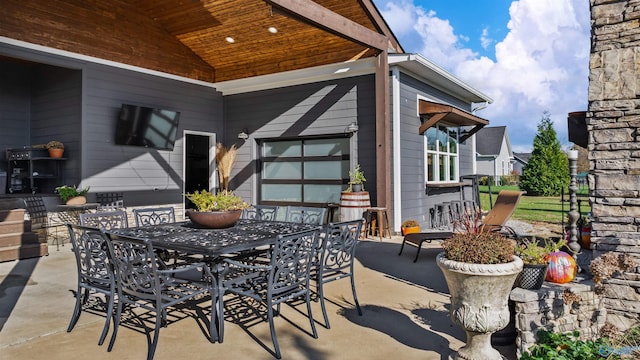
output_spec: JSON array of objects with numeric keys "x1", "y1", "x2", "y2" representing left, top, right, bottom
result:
[
  {"x1": 285, "y1": 206, "x2": 326, "y2": 225},
  {"x1": 96, "y1": 192, "x2": 124, "y2": 211},
  {"x1": 104, "y1": 233, "x2": 218, "y2": 360},
  {"x1": 241, "y1": 205, "x2": 279, "y2": 221},
  {"x1": 314, "y1": 219, "x2": 364, "y2": 329},
  {"x1": 66, "y1": 224, "x2": 116, "y2": 347},
  {"x1": 216, "y1": 227, "x2": 321, "y2": 359},
  {"x1": 133, "y1": 207, "x2": 176, "y2": 227},
  {"x1": 79, "y1": 211, "x2": 128, "y2": 230}
]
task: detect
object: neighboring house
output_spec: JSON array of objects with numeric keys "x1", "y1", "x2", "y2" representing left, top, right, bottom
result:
[
  {"x1": 475, "y1": 126, "x2": 514, "y2": 185},
  {"x1": 0, "y1": 1, "x2": 492, "y2": 232},
  {"x1": 513, "y1": 152, "x2": 531, "y2": 175}
]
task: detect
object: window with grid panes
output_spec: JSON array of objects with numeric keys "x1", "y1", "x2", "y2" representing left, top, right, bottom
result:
[{"x1": 424, "y1": 124, "x2": 459, "y2": 183}]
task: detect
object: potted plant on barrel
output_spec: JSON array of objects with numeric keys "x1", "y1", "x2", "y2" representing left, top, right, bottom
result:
[
  {"x1": 437, "y1": 213, "x2": 523, "y2": 360},
  {"x1": 185, "y1": 189, "x2": 250, "y2": 228},
  {"x1": 348, "y1": 164, "x2": 366, "y2": 192},
  {"x1": 55, "y1": 185, "x2": 90, "y2": 205}
]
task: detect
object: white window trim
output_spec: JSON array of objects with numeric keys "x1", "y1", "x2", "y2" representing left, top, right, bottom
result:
[{"x1": 424, "y1": 124, "x2": 460, "y2": 184}]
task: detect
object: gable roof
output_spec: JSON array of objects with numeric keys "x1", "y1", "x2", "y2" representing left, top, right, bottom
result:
[
  {"x1": 476, "y1": 126, "x2": 509, "y2": 156},
  {"x1": 1, "y1": 0, "x2": 403, "y2": 83},
  {"x1": 513, "y1": 152, "x2": 531, "y2": 165}
]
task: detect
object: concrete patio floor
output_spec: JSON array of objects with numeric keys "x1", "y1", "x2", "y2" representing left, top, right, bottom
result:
[{"x1": 0, "y1": 236, "x2": 516, "y2": 360}]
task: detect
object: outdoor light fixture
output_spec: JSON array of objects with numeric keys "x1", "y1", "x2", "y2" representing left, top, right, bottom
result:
[
  {"x1": 238, "y1": 130, "x2": 249, "y2": 140},
  {"x1": 346, "y1": 122, "x2": 359, "y2": 134}
]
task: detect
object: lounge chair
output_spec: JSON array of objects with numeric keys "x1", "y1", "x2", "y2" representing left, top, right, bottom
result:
[
  {"x1": 398, "y1": 190, "x2": 525, "y2": 262},
  {"x1": 480, "y1": 190, "x2": 525, "y2": 238}
]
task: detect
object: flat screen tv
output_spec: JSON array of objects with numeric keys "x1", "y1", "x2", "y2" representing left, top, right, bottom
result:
[{"x1": 115, "y1": 104, "x2": 180, "y2": 150}]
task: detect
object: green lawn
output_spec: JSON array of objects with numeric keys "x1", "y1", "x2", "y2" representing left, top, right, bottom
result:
[{"x1": 479, "y1": 185, "x2": 590, "y2": 225}]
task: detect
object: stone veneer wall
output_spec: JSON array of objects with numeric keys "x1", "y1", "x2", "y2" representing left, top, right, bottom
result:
[
  {"x1": 589, "y1": 0, "x2": 640, "y2": 330},
  {"x1": 510, "y1": 282, "x2": 604, "y2": 357}
]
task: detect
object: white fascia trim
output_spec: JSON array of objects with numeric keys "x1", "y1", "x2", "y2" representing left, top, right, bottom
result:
[
  {"x1": 213, "y1": 58, "x2": 377, "y2": 95},
  {"x1": 0, "y1": 37, "x2": 217, "y2": 88},
  {"x1": 391, "y1": 66, "x2": 402, "y2": 233},
  {"x1": 389, "y1": 53, "x2": 493, "y2": 104}
]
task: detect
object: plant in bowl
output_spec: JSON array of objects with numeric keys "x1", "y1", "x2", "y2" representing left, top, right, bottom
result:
[
  {"x1": 184, "y1": 189, "x2": 250, "y2": 228},
  {"x1": 55, "y1": 185, "x2": 90, "y2": 205},
  {"x1": 437, "y1": 214, "x2": 523, "y2": 359},
  {"x1": 401, "y1": 219, "x2": 420, "y2": 236}
]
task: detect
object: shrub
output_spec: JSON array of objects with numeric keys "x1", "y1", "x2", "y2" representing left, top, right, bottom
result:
[
  {"x1": 521, "y1": 330, "x2": 613, "y2": 360},
  {"x1": 520, "y1": 112, "x2": 569, "y2": 196},
  {"x1": 441, "y1": 232, "x2": 515, "y2": 264},
  {"x1": 185, "y1": 189, "x2": 250, "y2": 212},
  {"x1": 55, "y1": 185, "x2": 89, "y2": 202},
  {"x1": 515, "y1": 237, "x2": 567, "y2": 265},
  {"x1": 401, "y1": 219, "x2": 419, "y2": 228},
  {"x1": 46, "y1": 140, "x2": 64, "y2": 149}
]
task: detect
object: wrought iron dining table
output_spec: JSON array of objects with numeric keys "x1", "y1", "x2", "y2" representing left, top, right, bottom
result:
[
  {"x1": 106, "y1": 219, "x2": 321, "y2": 343},
  {"x1": 107, "y1": 219, "x2": 320, "y2": 258}
]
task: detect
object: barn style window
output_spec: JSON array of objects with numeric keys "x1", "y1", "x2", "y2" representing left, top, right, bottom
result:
[
  {"x1": 425, "y1": 124, "x2": 459, "y2": 183},
  {"x1": 259, "y1": 137, "x2": 350, "y2": 206}
]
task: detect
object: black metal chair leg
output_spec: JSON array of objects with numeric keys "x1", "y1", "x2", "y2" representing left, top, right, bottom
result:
[{"x1": 413, "y1": 242, "x2": 423, "y2": 262}]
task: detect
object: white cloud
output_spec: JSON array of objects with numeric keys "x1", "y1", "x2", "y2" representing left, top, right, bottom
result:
[
  {"x1": 480, "y1": 28, "x2": 493, "y2": 50},
  {"x1": 377, "y1": 0, "x2": 591, "y2": 152}
]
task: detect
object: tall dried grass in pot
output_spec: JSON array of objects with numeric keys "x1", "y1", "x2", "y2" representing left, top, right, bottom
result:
[{"x1": 216, "y1": 143, "x2": 237, "y2": 191}]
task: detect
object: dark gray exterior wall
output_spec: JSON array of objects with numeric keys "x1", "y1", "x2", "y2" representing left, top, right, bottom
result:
[
  {"x1": 0, "y1": 44, "x2": 222, "y2": 206},
  {"x1": 224, "y1": 75, "x2": 376, "y2": 206},
  {"x1": 394, "y1": 71, "x2": 477, "y2": 229},
  {"x1": 0, "y1": 62, "x2": 32, "y2": 169},
  {"x1": 81, "y1": 62, "x2": 222, "y2": 206}
]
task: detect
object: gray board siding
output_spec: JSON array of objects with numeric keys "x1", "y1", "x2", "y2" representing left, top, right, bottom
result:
[
  {"x1": 82, "y1": 62, "x2": 222, "y2": 206},
  {"x1": 0, "y1": 62, "x2": 32, "y2": 166},
  {"x1": 0, "y1": 44, "x2": 222, "y2": 206},
  {"x1": 224, "y1": 75, "x2": 376, "y2": 206},
  {"x1": 395, "y1": 71, "x2": 476, "y2": 229}
]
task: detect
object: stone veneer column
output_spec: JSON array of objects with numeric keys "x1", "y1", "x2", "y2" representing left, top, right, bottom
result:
[{"x1": 589, "y1": 0, "x2": 640, "y2": 329}]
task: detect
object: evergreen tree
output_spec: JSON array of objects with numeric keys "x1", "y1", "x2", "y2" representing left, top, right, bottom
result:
[{"x1": 520, "y1": 112, "x2": 569, "y2": 196}]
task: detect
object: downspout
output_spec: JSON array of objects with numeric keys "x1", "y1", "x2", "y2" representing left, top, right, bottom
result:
[
  {"x1": 470, "y1": 102, "x2": 488, "y2": 176},
  {"x1": 391, "y1": 66, "x2": 402, "y2": 233}
]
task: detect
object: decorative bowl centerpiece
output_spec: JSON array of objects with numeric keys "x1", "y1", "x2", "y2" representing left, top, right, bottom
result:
[{"x1": 184, "y1": 189, "x2": 250, "y2": 229}]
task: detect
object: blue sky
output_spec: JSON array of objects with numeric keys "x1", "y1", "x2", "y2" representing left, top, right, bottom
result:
[{"x1": 373, "y1": 0, "x2": 591, "y2": 152}]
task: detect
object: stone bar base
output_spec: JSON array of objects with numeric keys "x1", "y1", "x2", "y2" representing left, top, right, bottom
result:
[{"x1": 510, "y1": 280, "x2": 605, "y2": 357}]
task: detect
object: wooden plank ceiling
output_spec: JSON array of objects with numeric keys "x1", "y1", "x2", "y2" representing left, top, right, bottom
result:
[{"x1": 2, "y1": 0, "x2": 396, "y2": 83}]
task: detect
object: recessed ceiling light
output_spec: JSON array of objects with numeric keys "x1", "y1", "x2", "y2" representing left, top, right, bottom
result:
[
  {"x1": 268, "y1": 27, "x2": 278, "y2": 34},
  {"x1": 225, "y1": 37, "x2": 235, "y2": 43}
]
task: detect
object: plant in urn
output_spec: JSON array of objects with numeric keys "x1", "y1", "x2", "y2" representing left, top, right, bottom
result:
[{"x1": 437, "y1": 211, "x2": 523, "y2": 360}]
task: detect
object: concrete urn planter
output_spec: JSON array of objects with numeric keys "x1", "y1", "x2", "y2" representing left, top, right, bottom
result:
[{"x1": 436, "y1": 253, "x2": 523, "y2": 360}]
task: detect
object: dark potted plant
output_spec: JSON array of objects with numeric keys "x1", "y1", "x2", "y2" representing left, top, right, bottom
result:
[
  {"x1": 348, "y1": 164, "x2": 366, "y2": 192},
  {"x1": 514, "y1": 237, "x2": 566, "y2": 290},
  {"x1": 437, "y1": 215, "x2": 523, "y2": 359},
  {"x1": 184, "y1": 189, "x2": 250, "y2": 228},
  {"x1": 55, "y1": 185, "x2": 90, "y2": 205},
  {"x1": 46, "y1": 140, "x2": 64, "y2": 158}
]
